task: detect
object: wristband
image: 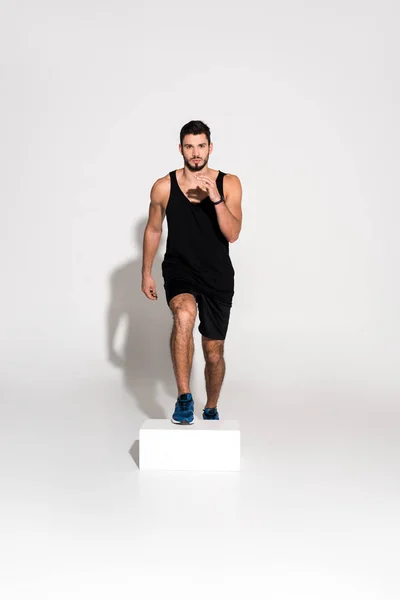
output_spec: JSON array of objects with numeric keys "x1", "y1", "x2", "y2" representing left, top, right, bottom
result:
[{"x1": 212, "y1": 196, "x2": 225, "y2": 205}]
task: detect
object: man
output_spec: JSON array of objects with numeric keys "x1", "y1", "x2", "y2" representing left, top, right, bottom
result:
[{"x1": 141, "y1": 120, "x2": 242, "y2": 424}]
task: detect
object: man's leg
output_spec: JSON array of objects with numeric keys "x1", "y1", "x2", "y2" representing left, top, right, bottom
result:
[
  {"x1": 169, "y1": 293, "x2": 197, "y2": 396},
  {"x1": 202, "y1": 336, "x2": 225, "y2": 409}
]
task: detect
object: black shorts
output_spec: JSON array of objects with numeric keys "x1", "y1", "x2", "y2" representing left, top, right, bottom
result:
[{"x1": 164, "y1": 277, "x2": 233, "y2": 341}]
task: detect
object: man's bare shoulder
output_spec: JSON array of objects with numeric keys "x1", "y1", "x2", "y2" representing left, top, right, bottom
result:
[
  {"x1": 223, "y1": 172, "x2": 242, "y2": 195},
  {"x1": 150, "y1": 173, "x2": 171, "y2": 206},
  {"x1": 223, "y1": 172, "x2": 241, "y2": 184}
]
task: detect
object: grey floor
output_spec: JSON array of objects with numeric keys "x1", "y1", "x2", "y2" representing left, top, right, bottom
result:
[{"x1": 2, "y1": 366, "x2": 399, "y2": 600}]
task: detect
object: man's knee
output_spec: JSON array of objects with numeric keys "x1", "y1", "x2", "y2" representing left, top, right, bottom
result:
[
  {"x1": 169, "y1": 293, "x2": 197, "y2": 329},
  {"x1": 202, "y1": 337, "x2": 224, "y2": 366}
]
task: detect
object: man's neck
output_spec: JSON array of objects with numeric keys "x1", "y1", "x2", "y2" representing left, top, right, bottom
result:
[{"x1": 182, "y1": 165, "x2": 211, "y2": 183}]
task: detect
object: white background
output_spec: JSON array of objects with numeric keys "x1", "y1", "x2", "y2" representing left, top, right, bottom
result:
[
  {"x1": 1, "y1": 1, "x2": 399, "y2": 598},
  {"x1": 1, "y1": 0, "x2": 399, "y2": 396}
]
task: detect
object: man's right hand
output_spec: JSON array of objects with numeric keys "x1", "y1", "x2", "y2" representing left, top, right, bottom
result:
[{"x1": 142, "y1": 274, "x2": 158, "y2": 300}]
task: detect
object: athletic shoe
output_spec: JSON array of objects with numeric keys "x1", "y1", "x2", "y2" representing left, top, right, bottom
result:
[
  {"x1": 202, "y1": 407, "x2": 219, "y2": 420},
  {"x1": 171, "y1": 393, "x2": 194, "y2": 424}
]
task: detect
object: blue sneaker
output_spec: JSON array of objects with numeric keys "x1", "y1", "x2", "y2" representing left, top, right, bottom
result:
[
  {"x1": 203, "y1": 407, "x2": 219, "y2": 420},
  {"x1": 171, "y1": 393, "x2": 194, "y2": 424}
]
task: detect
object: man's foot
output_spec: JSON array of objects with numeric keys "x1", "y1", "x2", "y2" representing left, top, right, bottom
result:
[
  {"x1": 202, "y1": 406, "x2": 219, "y2": 420},
  {"x1": 171, "y1": 393, "x2": 194, "y2": 424}
]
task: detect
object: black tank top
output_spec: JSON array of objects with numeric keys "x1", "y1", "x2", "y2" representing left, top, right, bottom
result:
[{"x1": 162, "y1": 170, "x2": 234, "y2": 297}]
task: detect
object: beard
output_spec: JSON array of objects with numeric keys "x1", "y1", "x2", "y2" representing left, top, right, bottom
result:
[{"x1": 184, "y1": 154, "x2": 210, "y2": 172}]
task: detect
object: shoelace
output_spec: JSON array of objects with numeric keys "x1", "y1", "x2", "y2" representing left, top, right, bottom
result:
[{"x1": 178, "y1": 399, "x2": 192, "y2": 410}]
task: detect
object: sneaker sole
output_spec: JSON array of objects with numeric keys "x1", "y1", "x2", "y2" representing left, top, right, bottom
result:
[{"x1": 171, "y1": 417, "x2": 194, "y2": 425}]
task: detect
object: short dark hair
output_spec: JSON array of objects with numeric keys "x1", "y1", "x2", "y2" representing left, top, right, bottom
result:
[{"x1": 180, "y1": 120, "x2": 211, "y2": 146}]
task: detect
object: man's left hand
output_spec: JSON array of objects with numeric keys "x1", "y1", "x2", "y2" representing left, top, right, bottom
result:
[{"x1": 194, "y1": 175, "x2": 221, "y2": 204}]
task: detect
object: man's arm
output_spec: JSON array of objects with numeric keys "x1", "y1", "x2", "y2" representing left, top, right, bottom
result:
[
  {"x1": 141, "y1": 177, "x2": 169, "y2": 300},
  {"x1": 215, "y1": 174, "x2": 242, "y2": 243}
]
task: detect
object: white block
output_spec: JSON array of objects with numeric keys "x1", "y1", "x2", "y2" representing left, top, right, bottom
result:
[{"x1": 139, "y1": 419, "x2": 241, "y2": 471}]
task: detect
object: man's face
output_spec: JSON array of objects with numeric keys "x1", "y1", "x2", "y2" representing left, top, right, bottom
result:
[{"x1": 180, "y1": 134, "x2": 213, "y2": 172}]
